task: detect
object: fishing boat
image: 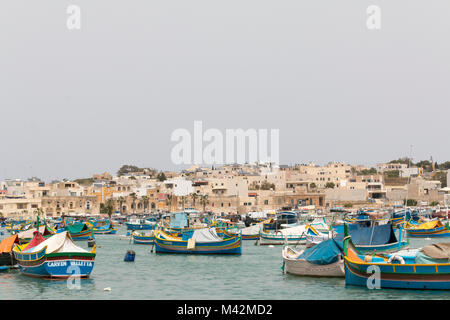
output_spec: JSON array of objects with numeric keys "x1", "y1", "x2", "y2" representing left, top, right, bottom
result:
[
  {"x1": 343, "y1": 226, "x2": 450, "y2": 289},
  {"x1": 0, "y1": 234, "x2": 20, "y2": 266},
  {"x1": 263, "y1": 211, "x2": 298, "y2": 231},
  {"x1": 132, "y1": 230, "x2": 155, "y2": 244},
  {"x1": 126, "y1": 218, "x2": 157, "y2": 230},
  {"x1": 92, "y1": 221, "x2": 117, "y2": 235},
  {"x1": 259, "y1": 224, "x2": 323, "y2": 245},
  {"x1": 305, "y1": 231, "x2": 334, "y2": 248},
  {"x1": 282, "y1": 239, "x2": 345, "y2": 277},
  {"x1": 226, "y1": 224, "x2": 262, "y2": 240},
  {"x1": 154, "y1": 228, "x2": 242, "y2": 254},
  {"x1": 17, "y1": 225, "x2": 55, "y2": 244},
  {"x1": 334, "y1": 223, "x2": 409, "y2": 253},
  {"x1": 405, "y1": 220, "x2": 450, "y2": 237},
  {"x1": 13, "y1": 230, "x2": 96, "y2": 279},
  {"x1": 64, "y1": 223, "x2": 95, "y2": 241}
]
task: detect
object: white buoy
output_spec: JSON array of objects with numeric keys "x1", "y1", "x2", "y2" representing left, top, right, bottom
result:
[
  {"x1": 104, "y1": 287, "x2": 112, "y2": 291},
  {"x1": 268, "y1": 245, "x2": 274, "y2": 248}
]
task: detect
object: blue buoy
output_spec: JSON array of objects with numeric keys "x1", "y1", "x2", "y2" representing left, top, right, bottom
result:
[{"x1": 124, "y1": 250, "x2": 135, "y2": 262}]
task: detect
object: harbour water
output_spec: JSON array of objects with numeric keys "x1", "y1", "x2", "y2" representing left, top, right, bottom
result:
[{"x1": 1, "y1": 226, "x2": 449, "y2": 300}]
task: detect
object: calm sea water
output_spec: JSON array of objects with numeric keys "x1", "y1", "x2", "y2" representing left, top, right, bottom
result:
[{"x1": 1, "y1": 226, "x2": 450, "y2": 300}]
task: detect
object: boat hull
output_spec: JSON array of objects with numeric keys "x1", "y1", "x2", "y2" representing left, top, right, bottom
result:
[
  {"x1": 344, "y1": 259, "x2": 450, "y2": 290},
  {"x1": 284, "y1": 257, "x2": 344, "y2": 277},
  {"x1": 126, "y1": 223, "x2": 155, "y2": 230},
  {"x1": 15, "y1": 251, "x2": 95, "y2": 279},
  {"x1": 259, "y1": 233, "x2": 306, "y2": 245},
  {"x1": 93, "y1": 228, "x2": 117, "y2": 235},
  {"x1": 132, "y1": 233, "x2": 155, "y2": 244},
  {"x1": 69, "y1": 229, "x2": 94, "y2": 241},
  {"x1": 154, "y1": 233, "x2": 242, "y2": 254}
]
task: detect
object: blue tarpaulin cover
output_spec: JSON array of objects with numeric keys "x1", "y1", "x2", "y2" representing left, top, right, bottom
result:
[
  {"x1": 334, "y1": 224, "x2": 397, "y2": 245},
  {"x1": 297, "y1": 239, "x2": 343, "y2": 265}
]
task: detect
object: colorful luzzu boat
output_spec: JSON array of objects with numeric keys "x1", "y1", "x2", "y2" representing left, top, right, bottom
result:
[
  {"x1": 259, "y1": 224, "x2": 322, "y2": 245},
  {"x1": 343, "y1": 224, "x2": 450, "y2": 290},
  {"x1": 92, "y1": 221, "x2": 117, "y2": 235},
  {"x1": 132, "y1": 230, "x2": 155, "y2": 244},
  {"x1": 334, "y1": 223, "x2": 409, "y2": 253},
  {"x1": 17, "y1": 225, "x2": 55, "y2": 244},
  {"x1": 126, "y1": 218, "x2": 156, "y2": 230},
  {"x1": 225, "y1": 224, "x2": 262, "y2": 240},
  {"x1": 154, "y1": 228, "x2": 242, "y2": 254},
  {"x1": 64, "y1": 223, "x2": 95, "y2": 241},
  {"x1": 405, "y1": 220, "x2": 450, "y2": 238},
  {"x1": 13, "y1": 231, "x2": 96, "y2": 279}
]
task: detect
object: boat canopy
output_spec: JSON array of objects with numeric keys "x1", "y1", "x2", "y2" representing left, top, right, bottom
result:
[
  {"x1": 23, "y1": 232, "x2": 46, "y2": 251},
  {"x1": 421, "y1": 243, "x2": 450, "y2": 260},
  {"x1": 0, "y1": 235, "x2": 19, "y2": 253},
  {"x1": 335, "y1": 224, "x2": 397, "y2": 246},
  {"x1": 191, "y1": 228, "x2": 222, "y2": 243},
  {"x1": 23, "y1": 231, "x2": 88, "y2": 254},
  {"x1": 18, "y1": 225, "x2": 53, "y2": 239},
  {"x1": 298, "y1": 239, "x2": 343, "y2": 265},
  {"x1": 409, "y1": 220, "x2": 443, "y2": 230},
  {"x1": 170, "y1": 212, "x2": 188, "y2": 229},
  {"x1": 66, "y1": 223, "x2": 88, "y2": 234},
  {"x1": 277, "y1": 224, "x2": 309, "y2": 236},
  {"x1": 229, "y1": 224, "x2": 261, "y2": 236}
]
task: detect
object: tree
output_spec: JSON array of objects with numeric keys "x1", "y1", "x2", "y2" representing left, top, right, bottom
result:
[
  {"x1": 309, "y1": 183, "x2": 317, "y2": 189},
  {"x1": 157, "y1": 172, "x2": 167, "y2": 182},
  {"x1": 357, "y1": 168, "x2": 378, "y2": 175},
  {"x1": 130, "y1": 193, "x2": 138, "y2": 214},
  {"x1": 260, "y1": 180, "x2": 275, "y2": 190},
  {"x1": 118, "y1": 196, "x2": 125, "y2": 214},
  {"x1": 404, "y1": 199, "x2": 417, "y2": 206},
  {"x1": 190, "y1": 193, "x2": 198, "y2": 208},
  {"x1": 325, "y1": 182, "x2": 335, "y2": 189},
  {"x1": 142, "y1": 196, "x2": 149, "y2": 212},
  {"x1": 104, "y1": 199, "x2": 114, "y2": 220},
  {"x1": 434, "y1": 171, "x2": 448, "y2": 188},
  {"x1": 384, "y1": 170, "x2": 400, "y2": 178},
  {"x1": 165, "y1": 194, "x2": 173, "y2": 210},
  {"x1": 200, "y1": 194, "x2": 209, "y2": 212},
  {"x1": 389, "y1": 158, "x2": 413, "y2": 167}
]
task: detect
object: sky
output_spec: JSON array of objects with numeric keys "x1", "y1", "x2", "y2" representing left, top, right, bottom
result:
[{"x1": 1, "y1": 1, "x2": 449, "y2": 182}]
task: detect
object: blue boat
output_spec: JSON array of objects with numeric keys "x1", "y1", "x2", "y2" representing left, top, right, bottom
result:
[
  {"x1": 13, "y1": 231, "x2": 96, "y2": 279},
  {"x1": 64, "y1": 223, "x2": 95, "y2": 241},
  {"x1": 92, "y1": 221, "x2": 117, "y2": 234},
  {"x1": 334, "y1": 222, "x2": 408, "y2": 253},
  {"x1": 154, "y1": 228, "x2": 242, "y2": 254},
  {"x1": 343, "y1": 225, "x2": 450, "y2": 290},
  {"x1": 259, "y1": 224, "x2": 322, "y2": 245},
  {"x1": 132, "y1": 231, "x2": 155, "y2": 244},
  {"x1": 126, "y1": 218, "x2": 156, "y2": 230}
]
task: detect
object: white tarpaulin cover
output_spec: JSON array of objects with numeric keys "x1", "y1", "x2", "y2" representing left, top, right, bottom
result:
[
  {"x1": 229, "y1": 224, "x2": 262, "y2": 236},
  {"x1": 18, "y1": 226, "x2": 47, "y2": 239},
  {"x1": 24, "y1": 231, "x2": 88, "y2": 254},
  {"x1": 192, "y1": 228, "x2": 222, "y2": 243},
  {"x1": 278, "y1": 225, "x2": 308, "y2": 236}
]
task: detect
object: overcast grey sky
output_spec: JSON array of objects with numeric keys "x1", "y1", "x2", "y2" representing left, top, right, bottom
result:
[{"x1": 1, "y1": 1, "x2": 449, "y2": 181}]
